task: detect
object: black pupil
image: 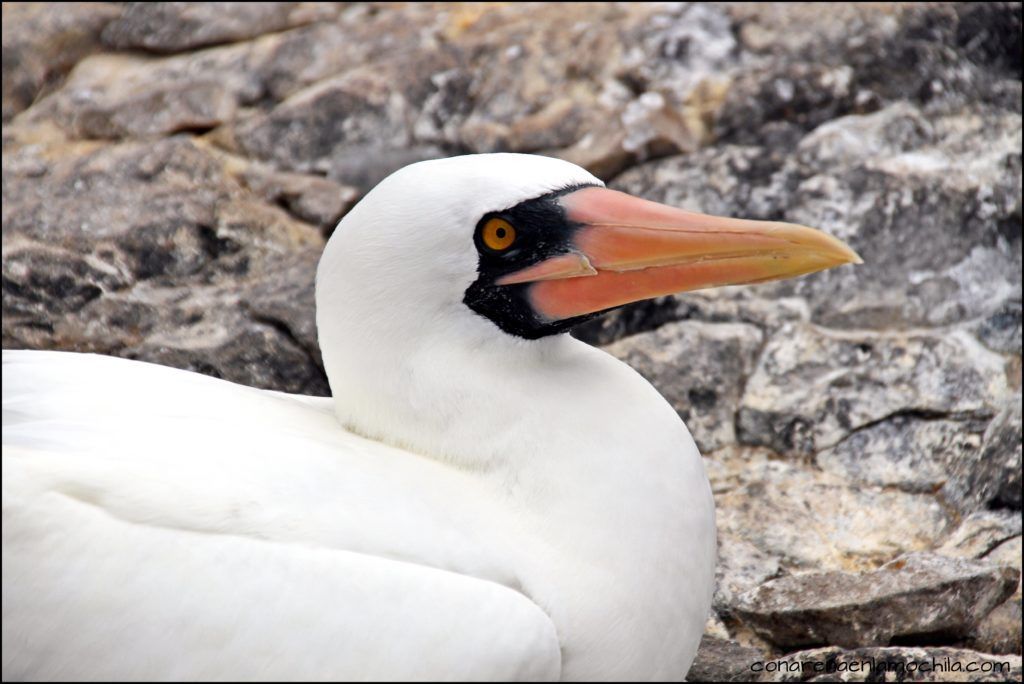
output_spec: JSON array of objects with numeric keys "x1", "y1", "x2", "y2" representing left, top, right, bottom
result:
[{"x1": 496, "y1": 227, "x2": 506, "y2": 239}]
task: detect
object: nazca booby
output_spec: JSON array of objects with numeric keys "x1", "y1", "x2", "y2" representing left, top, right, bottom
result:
[{"x1": 2, "y1": 153, "x2": 860, "y2": 681}]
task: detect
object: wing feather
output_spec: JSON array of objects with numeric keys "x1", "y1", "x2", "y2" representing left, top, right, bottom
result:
[{"x1": 2, "y1": 351, "x2": 561, "y2": 681}]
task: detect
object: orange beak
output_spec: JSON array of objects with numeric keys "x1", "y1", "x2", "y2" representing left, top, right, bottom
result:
[{"x1": 497, "y1": 187, "x2": 861, "y2": 321}]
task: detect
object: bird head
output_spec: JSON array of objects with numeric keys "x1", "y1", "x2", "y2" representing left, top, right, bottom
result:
[
  {"x1": 317, "y1": 153, "x2": 860, "y2": 345},
  {"x1": 314, "y1": 153, "x2": 861, "y2": 454}
]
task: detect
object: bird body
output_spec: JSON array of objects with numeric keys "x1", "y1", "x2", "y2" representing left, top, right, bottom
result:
[
  {"x1": 4, "y1": 341, "x2": 712, "y2": 680},
  {"x1": 2, "y1": 154, "x2": 858, "y2": 680}
]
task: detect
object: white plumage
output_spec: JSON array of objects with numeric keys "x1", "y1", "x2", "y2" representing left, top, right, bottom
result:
[{"x1": 3, "y1": 153, "x2": 859, "y2": 681}]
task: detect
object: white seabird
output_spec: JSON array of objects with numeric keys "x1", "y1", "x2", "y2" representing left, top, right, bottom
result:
[{"x1": 2, "y1": 153, "x2": 860, "y2": 681}]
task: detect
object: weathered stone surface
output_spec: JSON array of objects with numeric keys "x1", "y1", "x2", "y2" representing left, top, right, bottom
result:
[
  {"x1": 26, "y1": 258, "x2": 329, "y2": 397},
  {"x1": 1, "y1": 2, "x2": 121, "y2": 122},
  {"x1": 241, "y1": 249, "x2": 322, "y2": 369},
  {"x1": 126, "y1": 313, "x2": 328, "y2": 396},
  {"x1": 942, "y1": 523, "x2": 1023, "y2": 656},
  {"x1": 714, "y1": 534, "x2": 782, "y2": 617},
  {"x1": 232, "y1": 69, "x2": 425, "y2": 176},
  {"x1": 970, "y1": 595, "x2": 1024, "y2": 658},
  {"x1": 977, "y1": 299, "x2": 1023, "y2": 355},
  {"x1": 42, "y1": 51, "x2": 247, "y2": 139},
  {"x1": 100, "y1": 2, "x2": 335, "y2": 54},
  {"x1": 816, "y1": 415, "x2": 1000, "y2": 516},
  {"x1": 220, "y1": 3, "x2": 729, "y2": 183},
  {"x1": 970, "y1": 535, "x2": 1023, "y2": 656},
  {"x1": 690, "y1": 635, "x2": 767, "y2": 683},
  {"x1": 21, "y1": 11, "x2": 424, "y2": 141},
  {"x1": 603, "y1": 321, "x2": 763, "y2": 452},
  {"x1": 939, "y1": 512, "x2": 1023, "y2": 561},
  {"x1": 1, "y1": 135, "x2": 318, "y2": 275},
  {"x1": 709, "y1": 448, "x2": 951, "y2": 574},
  {"x1": 237, "y1": 161, "x2": 358, "y2": 232},
  {"x1": 983, "y1": 535, "x2": 1023, "y2": 572},
  {"x1": 738, "y1": 325, "x2": 1008, "y2": 456},
  {"x1": 748, "y1": 646, "x2": 1022, "y2": 683},
  {"x1": 1, "y1": 134, "x2": 326, "y2": 395},
  {"x1": 784, "y1": 106, "x2": 1021, "y2": 331},
  {"x1": 974, "y1": 401, "x2": 1023, "y2": 510},
  {"x1": 724, "y1": 2, "x2": 1023, "y2": 127},
  {"x1": 571, "y1": 296, "x2": 687, "y2": 347},
  {"x1": 734, "y1": 553, "x2": 1020, "y2": 649},
  {"x1": 24, "y1": 35, "x2": 284, "y2": 139}
]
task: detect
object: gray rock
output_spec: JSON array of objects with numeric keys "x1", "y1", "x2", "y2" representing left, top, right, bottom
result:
[
  {"x1": 724, "y1": 2, "x2": 1022, "y2": 129},
  {"x1": 46, "y1": 261, "x2": 328, "y2": 397},
  {"x1": 816, "y1": 415, "x2": 999, "y2": 515},
  {"x1": 239, "y1": 162, "x2": 358, "y2": 232},
  {"x1": 938, "y1": 517, "x2": 1022, "y2": 654},
  {"x1": 220, "y1": 3, "x2": 744, "y2": 183},
  {"x1": 327, "y1": 145, "x2": 449, "y2": 196},
  {"x1": 603, "y1": 321, "x2": 763, "y2": 452},
  {"x1": 570, "y1": 296, "x2": 685, "y2": 347},
  {"x1": 970, "y1": 596, "x2": 1023, "y2": 657},
  {"x1": 984, "y1": 535, "x2": 1023, "y2": 571},
  {"x1": 127, "y1": 318, "x2": 328, "y2": 396},
  {"x1": 714, "y1": 535, "x2": 782, "y2": 617},
  {"x1": 734, "y1": 553, "x2": 1020, "y2": 649},
  {"x1": 716, "y1": 62, "x2": 860, "y2": 147},
  {"x1": 242, "y1": 18, "x2": 396, "y2": 104},
  {"x1": 1, "y1": 136, "x2": 318, "y2": 276},
  {"x1": 611, "y1": 144, "x2": 786, "y2": 227},
  {"x1": 241, "y1": 250, "x2": 322, "y2": 369},
  {"x1": 231, "y1": 71, "x2": 424, "y2": 176},
  {"x1": 939, "y1": 511, "x2": 1023, "y2": 560},
  {"x1": 63, "y1": 271, "x2": 328, "y2": 396},
  {"x1": 738, "y1": 324, "x2": 1008, "y2": 456},
  {"x1": 709, "y1": 448, "x2": 950, "y2": 573},
  {"x1": 1, "y1": 2, "x2": 121, "y2": 122},
  {"x1": 2, "y1": 245, "x2": 131, "y2": 317},
  {"x1": 1, "y1": 135, "x2": 326, "y2": 395},
  {"x1": 689, "y1": 635, "x2": 766, "y2": 683},
  {"x1": 974, "y1": 400, "x2": 1023, "y2": 510},
  {"x1": 618, "y1": 3, "x2": 738, "y2": 102},
  {"x1": 29, "y1": 39, "x2": 270, "y2": 139},
  {"x1": 100, "y1": 2, "x2": 334, "y2": 54},
  {"x1": 783, "y1": 106, "x2": 1022, "y2": 331},
  {"x1": 27, "y1": 16, "x2": 419, "y2": 141},
  {"x1": 748, "y1": 646, "x2": 1022, "y2": 682},
  {"x1": 977, "y1": 299, "x2": 1023, "y2": 355},
  {"x1": 446, "y1": 3, "x2": 710, "y2": 159},
  {"x1": 970, "y1": 535, "x2": 1023, "y2": 656}
]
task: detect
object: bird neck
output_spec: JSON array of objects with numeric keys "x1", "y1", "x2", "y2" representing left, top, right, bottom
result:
[
  {"x1": 319, "y1": 315, "x2": 709, "y2": 535},
  {"x1": 320, "y1": 316, "x2": 715, "y2": 679},
  {"x1": 321, "y1": 314, "x2": 575, "y2": 468}
]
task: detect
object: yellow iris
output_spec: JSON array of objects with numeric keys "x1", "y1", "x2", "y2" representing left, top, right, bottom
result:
[{"x1": 482, "y1": 218, "x2": 516, "y2": 251}]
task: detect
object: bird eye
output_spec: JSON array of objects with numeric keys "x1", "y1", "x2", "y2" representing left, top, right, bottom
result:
[{"x1": 481, "y1": 217, "x2": 516, "y2": 252}]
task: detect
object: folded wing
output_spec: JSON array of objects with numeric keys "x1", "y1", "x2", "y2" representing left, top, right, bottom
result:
[{"x1": 2, "y1": 350, "x2": 561, "y2": 681}]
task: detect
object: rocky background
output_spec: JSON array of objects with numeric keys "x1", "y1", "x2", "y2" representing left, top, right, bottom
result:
[{"x1": 2, "y1": 2, "x2": 1022, "y2": 681}]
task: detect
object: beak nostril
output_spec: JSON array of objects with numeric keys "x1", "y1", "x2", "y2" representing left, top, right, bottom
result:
[{"x1": 496, "y1": 252, "x2": 596, "y2": 286}]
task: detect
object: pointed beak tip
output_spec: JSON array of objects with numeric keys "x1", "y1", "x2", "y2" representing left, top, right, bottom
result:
[
  {"x1": 796, "y1": 224, "x2": 861, "y2": 268},
  {"x1": 832, "y1": 240, "x2": 863, "y2": 267}
]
